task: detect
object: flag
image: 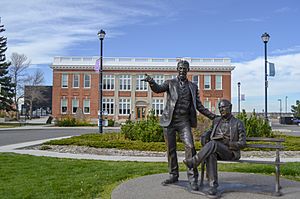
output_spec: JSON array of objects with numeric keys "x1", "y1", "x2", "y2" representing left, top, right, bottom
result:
[
  {"x1": 269, "y1": 62, "x2": 275, "y2": 77},
  {"x1": 241, "y1": 94, "x2": 245, "y2": 101},
  {"x1": 94, "y1": 59, "x2": 100, "y2": 72}
]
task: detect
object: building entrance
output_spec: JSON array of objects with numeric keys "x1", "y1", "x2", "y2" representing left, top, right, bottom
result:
[{"x1": 136, "y1": 107, "x2": 146, "y2": 120}]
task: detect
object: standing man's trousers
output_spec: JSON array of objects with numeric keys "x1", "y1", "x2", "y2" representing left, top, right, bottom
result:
[{"x1": 164, "y1": 122, "x2": 198, "y2": 183}]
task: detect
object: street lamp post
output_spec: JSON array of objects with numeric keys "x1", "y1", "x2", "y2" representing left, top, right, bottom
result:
[
  {"x1": 278, "y1": 99, "x2": 282, "y2": 117},
  {"x1": 97, "y1": 29, "x2": 106, "y2": 134},
  {"x1": 285, "y1": 96, "x2": 288, "y2": 114},
  {"x1": 261, "y1": 32, "x2": 270, "y2": 122},
  {"x1": 237, "y1": 82, "x2": 241, "y2": 114}
]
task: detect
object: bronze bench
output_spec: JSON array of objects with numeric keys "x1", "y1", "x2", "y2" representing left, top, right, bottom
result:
[{"x1": 200, "y1": 137, "x2": 285, "y2": 196}]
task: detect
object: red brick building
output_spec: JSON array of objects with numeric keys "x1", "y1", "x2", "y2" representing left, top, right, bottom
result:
[{"x1": 51, "y1": 57, "x2": 234, "y2": 123}]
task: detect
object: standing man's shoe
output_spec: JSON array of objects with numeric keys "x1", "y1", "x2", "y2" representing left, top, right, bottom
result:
[
  {"x1": 183, "y1": 158, "x2": 195, "y2": 169},
  {"x1": 190, "y1": 181, "x2": 199, "y2": 191},
  {"x1": 161, "y1": 176, "x2": 178, "y2": 186},
  {"x1": 207, "y1": 187, "x2": 217, "y2": 196}
]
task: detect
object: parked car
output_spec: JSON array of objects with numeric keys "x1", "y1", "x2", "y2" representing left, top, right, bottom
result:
[{"x1": 291, "y1": 118, "x2": 300, "y2": 125}]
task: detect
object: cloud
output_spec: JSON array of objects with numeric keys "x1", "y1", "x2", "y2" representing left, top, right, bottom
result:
[
  {"x1": 274, "y1": 7, "x2": 292, "y2": 13},
  {"x1": 271, "y1": 45, "x2": 300, "y2": 55},
  {"x1": 231, "y1": 53, "x2": 300, "y2": 112},
  {"x1": 232, "y1": 18, "x2": 263, "y2": 23},
  {"x1": 0, "y1": 0, "x2": 173, "y2": 64}
]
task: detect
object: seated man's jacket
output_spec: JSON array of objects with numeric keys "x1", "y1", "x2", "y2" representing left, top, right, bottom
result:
[{"x1": 201, "y1": 116, "x2": 246, "y2": 160}]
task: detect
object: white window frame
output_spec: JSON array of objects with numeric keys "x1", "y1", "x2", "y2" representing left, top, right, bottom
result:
[
  {"x1": 136, "y1": 75, "x2": 148, "y2": 91},
  {"x1": 61, "y1": 99, "x2": 67, "y2": 114},
  {"x1": 215, "y1": 75, "x2": 222, "y2": 90},
  {"x1": 215, "y1": 98, "x2": 221, "y2": 114},
  {"x1": 83, "y1": 99, "x2": 90, "y2": 114},
  {"x1": 204, "y1": 99, "x2": 211, "y2": 111},
  {"x1": 153, "y1": 75, "x2": 164, "y2": 85},
  {"x1": 73, "y1": 74, "x2": 80, "y2": 88},
  {"x1": 103, "y1": 75, "x2": 115, "y2": 90},
  {"x1": 152, "y1": 98, "x2": 164, "y2": 116},
  {"x1": 119, "y1": 75, "x2": 131, "y2": 91},
  {"x1": 61, "y1": 74, "x2": 68, "y2": 88},
  {"x1": 84, "y1": 74, "x2": 91, "y2": 88},
  {"x1": 192, "y1": 75, "x2": 200, "y2": 88},
  {"x1": 72, "y1": 99, "x2": 79, "y2": 114},
  {"x1": 204, "y1": 75, "x2": 211, "y2": 90},
  {"x1": 103, "y1": 98, "x2": 114, "y2": 115},
  {"x1": 119, "y1": 98, "x2": 131, "y2": 115}
]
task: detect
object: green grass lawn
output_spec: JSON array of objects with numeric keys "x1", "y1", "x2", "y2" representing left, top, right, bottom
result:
[
  {"x1": 0, "y1": 153, "x2": 300, "y2": 199},
  {"x1": 45, "y1": 133, "x2": 300, "y2": 151}
]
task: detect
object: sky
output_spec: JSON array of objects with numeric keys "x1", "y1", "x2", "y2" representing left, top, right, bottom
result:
[{"x1": 1, "y1": 0, "x2": 300, "y2": 113}]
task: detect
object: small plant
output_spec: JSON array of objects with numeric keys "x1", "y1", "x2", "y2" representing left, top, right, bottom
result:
[
  {"x1": 121, "y1": 110, "x2": 164, "y2": 142},
  {"x1": 236, "y1": 110, "x2": 273, "y2": 137},
  {"x1": 56, "y1": 115, "x2": 92, "y2": 127}
]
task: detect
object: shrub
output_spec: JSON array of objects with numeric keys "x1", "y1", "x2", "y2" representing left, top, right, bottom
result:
[
  {"x1": 56, "y1": 115, "x2": 92, "y2": 127},
  {"x1": 121, "y1": 110, "x2": 164, "y2": 142},
  {"x1": 108, "y1": 119, "x2": 115, "y2": 127},
  {"x1": 236, "y1": 110, "x2": 273, "y2": 137},
  {"x1": 192, "y1": 115, "x2": 212, "y2": 141}
]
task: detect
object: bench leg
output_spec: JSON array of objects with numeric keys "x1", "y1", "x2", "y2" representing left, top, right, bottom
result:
[{"x1": 273, "y1": 164, "x2": 282, "y2": 196}]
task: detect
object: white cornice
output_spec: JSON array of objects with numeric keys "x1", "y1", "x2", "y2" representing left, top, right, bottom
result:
[{"x1": 51, "y1": 56, "x2": 235, "y2": 71}]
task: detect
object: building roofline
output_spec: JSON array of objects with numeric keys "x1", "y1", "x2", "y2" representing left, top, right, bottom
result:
[{"x1": 51, "y1": 56, "x2": 235, "y2": 71}]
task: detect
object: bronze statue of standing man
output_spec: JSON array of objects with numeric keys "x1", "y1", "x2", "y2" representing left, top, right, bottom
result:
[{"x1": 143, "y1": 60, "x2": 216, "y2": 191}]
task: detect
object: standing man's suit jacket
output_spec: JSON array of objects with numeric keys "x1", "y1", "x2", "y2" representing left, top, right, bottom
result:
[{"x1": 150, "y1": 78, "x2": 215, "y2": 127}]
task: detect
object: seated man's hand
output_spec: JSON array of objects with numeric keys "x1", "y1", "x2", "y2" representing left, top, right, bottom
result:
[{"x1": 228, "y1": 141, "x2": 237, "y2": 150}]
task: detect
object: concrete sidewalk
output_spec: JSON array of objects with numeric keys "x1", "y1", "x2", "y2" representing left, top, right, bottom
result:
[
  {"x1": 1, "y1": 137, "x2": 300, "y2": 163},
  {"x1": 112, "y1": 172, "x2": 300, "y2": 199}
]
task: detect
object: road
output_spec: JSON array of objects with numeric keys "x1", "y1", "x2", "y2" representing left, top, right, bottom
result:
[
  {"x1": 271, "y1": 119, "x2": 300, "y2": 136},
  {"x1": 0, "y1": 127, "x2": 119, "y2": 146}
]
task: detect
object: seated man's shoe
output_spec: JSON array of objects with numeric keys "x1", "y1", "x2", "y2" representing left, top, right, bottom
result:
[
  {"x1": 161, "y1": 177, "x2": 178, "y2": 185},
  {"x1": 183, "y1": 158, "x2": 195, "y2": 169},
  {"x1": 207, "y1": 187, "x2": 217, "y2": 196},
  {"x1": 190, "y1": 181, "x2": 199, "y2": 191}
]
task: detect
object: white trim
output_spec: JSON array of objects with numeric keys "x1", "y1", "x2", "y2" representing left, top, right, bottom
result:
[{"x1": 51, "y1": 57, "x2": 235, "y2": 72}]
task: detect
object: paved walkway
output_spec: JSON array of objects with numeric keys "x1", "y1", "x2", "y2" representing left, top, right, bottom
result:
[
  {"x1": 1, "y1": 137, "x2": 300, "y2": 162},
  {"x1": 112, "y1": 172, "x2": 300, "y2": 199}
]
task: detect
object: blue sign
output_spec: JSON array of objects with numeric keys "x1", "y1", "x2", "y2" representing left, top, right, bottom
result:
[{"x1": 269, "y1": 62, "x2": 275, "y2": 77}]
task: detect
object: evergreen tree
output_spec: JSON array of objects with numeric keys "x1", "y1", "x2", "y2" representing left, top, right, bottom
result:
[
  {"x1": 291, "y1": 100, "x2": 300, "y2": 118},
  {"x1": 0, "y1": 21, "x2": 15, "y2": 111}
]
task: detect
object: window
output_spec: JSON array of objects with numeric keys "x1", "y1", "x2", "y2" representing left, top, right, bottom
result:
[
  {"x1": 136, "y1": 75, "x2": 148, "y2": 91},
  {"x1": 204, "y1": 99, "x2": 211, "y2": 111},
  {"x1": 153, "y1": 75, "x2": 164, "y2": 85},
  {"x1": 103, "y1": 75, "x2": 115, "y2": 90},
  {"x1": 84, "y1": 74, "x2": 91, "y2": 88},
  {"x1": 62, "y1": 74, "x2": 68, "y2": 88},
  {"x1": 72, "y1": 99, "x2": 79, "y2": 114},
  {"x1": 215, "y1": 75, "x2": 222, "y2": 90},
  {"x1": 103, "y1": 98, "x2": 114, "y2": 115},
  {"x1": 171, "y1": 75, "x2": 177, "y2": 79},
  {"x1": 83, "y1": 99, "x2": 90, "y2": 114},
  {"x1": 215, "y1": 98, "x2": 221, "y2": 114},
  {"x1": 192, "y1": 75, "x2": 199, "y2": 88},
  {"x1": 73, "y1": 74, "x2": 79, "y2": 88},
  {"x1": 61, "y1": 99, "x2": 67, "y2": 114},
  {"x1": 204, "y1": 75, "x2": 211, "y2": 90},
  {"x1": 119, "y1": 75, "x2": 131, "y2": 90},
  {"x1": 152, "y1": 99, "x2": 164, "y2": 116},
  {"x1": 119, "y1": 98, "x2": 131, "y2": 115}
]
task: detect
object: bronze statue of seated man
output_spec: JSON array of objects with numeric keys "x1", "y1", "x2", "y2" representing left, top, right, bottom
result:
[{"x1": 183, "y1": 99, "x2": 246, "y2": 196}]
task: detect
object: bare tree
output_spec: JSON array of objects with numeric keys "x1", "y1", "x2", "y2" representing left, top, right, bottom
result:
[
  {"x1": 9, "y1": 52, "x2": 31, "y2": 117},
  {"x1": 24, "y1": 69, "x2": 45, "y2": 118}
]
